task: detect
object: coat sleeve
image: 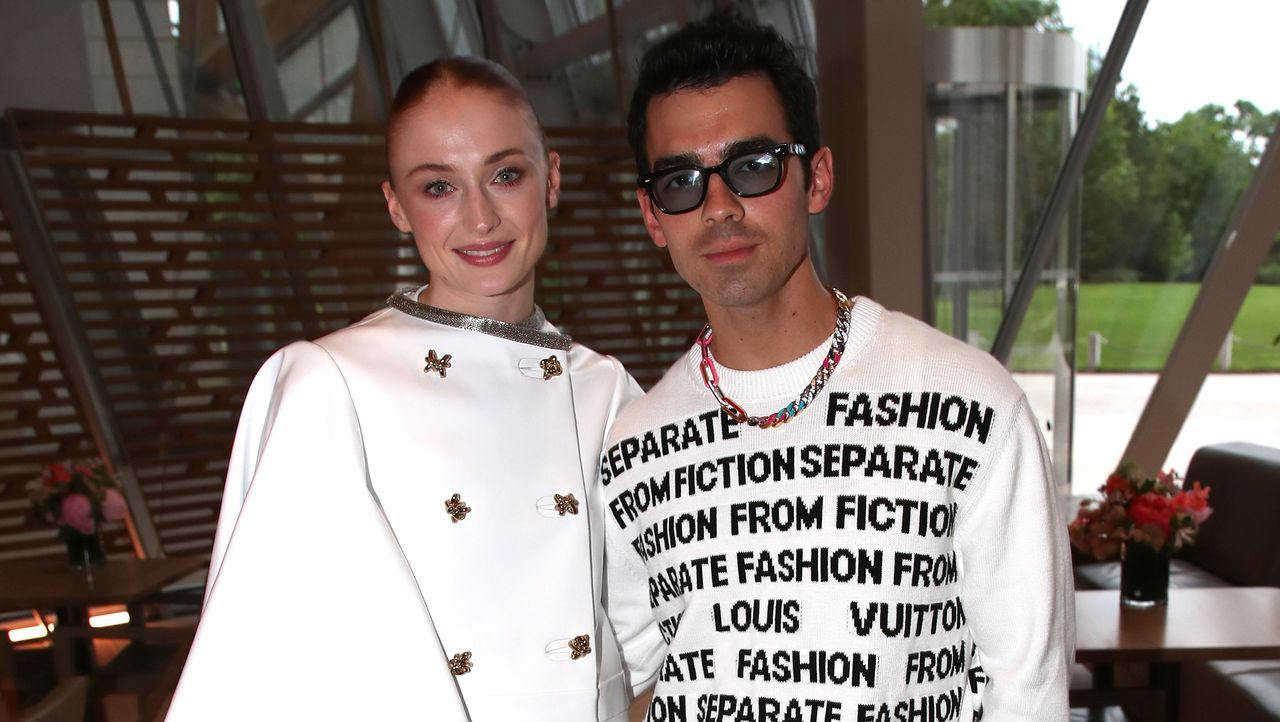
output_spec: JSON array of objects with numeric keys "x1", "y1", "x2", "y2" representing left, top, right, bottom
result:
[
  {"x1": 599, "y1": 388, "x2": 667, "y2": 697},
  {"x1": 204, "y1": 348, "x2": 285, "y2": 594},
  {"x1": 956, "y1": 396, "x2": 1075, "y2": 721},
  {"x1": 168, "y1": 342, "x2": 470, "y2": 721},
  {"x1": 604, "y1": 507, "x2": 667, "y2": 696}
]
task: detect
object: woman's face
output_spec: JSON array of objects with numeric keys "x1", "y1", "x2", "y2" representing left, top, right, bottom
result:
[{"x1": 382, "y1": 84, "x2": 559, "y2": 321}]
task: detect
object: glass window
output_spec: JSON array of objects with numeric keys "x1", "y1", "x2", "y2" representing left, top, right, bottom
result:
[
  {"x1": 924, "y1": 10, "x2": 1085, "y2": 491},
  {"x1": 87, "y1": 0, "x2": 249, "y2": 119},
  {"x1": 1061, "y1": 0, "x2": 1279, "y2": 490}
]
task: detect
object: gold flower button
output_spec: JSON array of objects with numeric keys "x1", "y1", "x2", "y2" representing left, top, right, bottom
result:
[
  {"x1": 449, "y1": 651, "x2": 473, "y2": 675},
  {"x1": 539, "y1": 355, "x2": 562, "y2": 380},
  {"x1": 569, "y1": 635, "x2": 591, "y2": 660},
  {"x1": 553, "y1": 493, "x2": 579, "y2": 516},
  {"x1": 424, "y1": 349, "x2": 452, "y2": 378},
  {"x1": 445, "y1": 493, "x2": 471, "y2": 523}
]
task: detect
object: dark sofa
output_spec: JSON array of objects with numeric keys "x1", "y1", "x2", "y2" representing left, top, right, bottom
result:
[{"x1": 1074, "y1": 441, "x2": 1280, "y2": 721}]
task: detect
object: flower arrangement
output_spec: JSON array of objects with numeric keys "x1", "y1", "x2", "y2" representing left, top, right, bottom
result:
[
  {"x1": 1068, "y1": 463, "x2": 1213, "y2": 561},
  {"x1": 29, "y1": 459, "x2": 127, "y2": 545}
]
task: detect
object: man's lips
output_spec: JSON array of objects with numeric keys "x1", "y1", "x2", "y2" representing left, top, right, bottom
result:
[
  {"x1": 454, "y1": 241, "x2": 514, "y2": 266},
  {"x1": 703, "y1": 244, "x2": 757, "y2": 263}
]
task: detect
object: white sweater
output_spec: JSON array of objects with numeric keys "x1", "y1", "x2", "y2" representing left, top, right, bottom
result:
[{"x1": 601, "y1": 296, "x2": 1074, "y2": 722}]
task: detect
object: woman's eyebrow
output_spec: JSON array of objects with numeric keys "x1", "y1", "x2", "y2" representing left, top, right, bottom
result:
[
  {"x1": 485, "y1": 148, "x2": 524, "y2": 164},
  {"x1": 405, "y1": 148, "x2": 527, "y2": 177}
]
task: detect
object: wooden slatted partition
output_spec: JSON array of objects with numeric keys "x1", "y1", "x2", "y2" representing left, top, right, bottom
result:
[
  {"x1": 4, "y1": 110, "x2": 698, "y2": 557},
  {"x1": 0, "y1": 195, "x2": 104, "y2": 560},
  {"x1": 543, "y1": 127, "x2": 704, "y2": 381}
]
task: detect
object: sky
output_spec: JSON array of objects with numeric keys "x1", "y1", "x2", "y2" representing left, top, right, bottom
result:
[{"x1": 1057, "y1": 1, "x2": 1280, "y2": 125}]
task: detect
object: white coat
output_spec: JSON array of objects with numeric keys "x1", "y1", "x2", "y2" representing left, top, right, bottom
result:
[{"x1": 167, "y1": 290, "x2": 642, "y2": 721}]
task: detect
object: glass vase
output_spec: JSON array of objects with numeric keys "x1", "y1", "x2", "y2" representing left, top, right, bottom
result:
[
  {"x1": 63, "y1": 529, "x2": 106, "y2": 568},
  {"x1": 1120, "y1": 541, "x2": 1170, "y2": 608}
]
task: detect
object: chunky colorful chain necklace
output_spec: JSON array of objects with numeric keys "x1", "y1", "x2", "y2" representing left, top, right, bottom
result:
[{"x1": 697, "y1": 289, "x2": 853, "y2": 428}]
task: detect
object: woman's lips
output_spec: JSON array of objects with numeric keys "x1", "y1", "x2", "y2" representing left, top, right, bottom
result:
[{"x1": 454, "y1": 241, "x2": 514, "y2": 266}]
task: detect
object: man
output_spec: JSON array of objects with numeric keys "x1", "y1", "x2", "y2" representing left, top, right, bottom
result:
[{"x1": 602, "y1": 12, "x2": 1074, "y2": 722}]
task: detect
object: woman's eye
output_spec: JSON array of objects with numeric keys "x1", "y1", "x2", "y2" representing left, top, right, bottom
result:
[
  {"x1": 425, "y1": 181, "x2": 454, "y2": 197},
  {"x1": 495, "y1": 168, "x2": 523, "y2": 185}
]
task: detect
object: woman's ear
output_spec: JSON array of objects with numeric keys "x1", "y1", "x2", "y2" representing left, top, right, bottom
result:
[
  {"x1": 381, "y1": 181, "x2": 412, "y2": 234},
  {"x1": 545, "y1": 150, "x2": 562, "y2": 210}
]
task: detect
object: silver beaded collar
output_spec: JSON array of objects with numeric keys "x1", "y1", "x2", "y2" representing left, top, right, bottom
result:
[{"x1": 386, "y1": 289, "x2": 572, "y2": 351}]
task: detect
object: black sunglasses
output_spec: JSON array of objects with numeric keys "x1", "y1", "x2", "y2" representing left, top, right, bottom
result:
[{"x1": 639, "y1": 143, "x2": 807, "y2": 215}]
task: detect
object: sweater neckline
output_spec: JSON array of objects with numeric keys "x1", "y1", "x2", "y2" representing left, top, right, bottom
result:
[{"x1": 683, "y1": 295, "x2": 883, "y2": 403}]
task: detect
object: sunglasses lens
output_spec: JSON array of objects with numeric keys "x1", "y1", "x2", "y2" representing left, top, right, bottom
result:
[
  {"x1": 652, "y1": 169, "x2": 705, "y2": 213},
  {"x1": 726, "y1": 151, "x2": 783, "y2": 196}
]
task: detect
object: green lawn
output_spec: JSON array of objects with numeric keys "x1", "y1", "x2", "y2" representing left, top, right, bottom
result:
[{"x1": 936, "y1": 283, "x2": 1280, "y2": 372}]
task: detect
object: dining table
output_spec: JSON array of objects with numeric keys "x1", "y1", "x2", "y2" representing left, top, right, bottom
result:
[
  {"x1": 1073, "y1": 586, "x2": 1280, "y2": 722},
  {"x1": 0, "y1": 555, "x2": 206, "y2": 678}
]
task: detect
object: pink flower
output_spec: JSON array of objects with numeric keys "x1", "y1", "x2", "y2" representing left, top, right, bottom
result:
[
  {"x1": 101, "y1": 488, "x2": 127, "y2": 522},
  {"x1": 59, "y1": 493, "x2": 96, "y2": 534}
]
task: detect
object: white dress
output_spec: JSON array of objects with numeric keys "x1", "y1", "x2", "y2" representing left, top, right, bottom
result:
[{"x1": 167, "y1": 290, "x2": 642, "y2": 721}]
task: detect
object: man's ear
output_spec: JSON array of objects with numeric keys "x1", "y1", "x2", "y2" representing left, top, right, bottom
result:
[
  {"x1": 806, "y1": 145, "x2": 834, "y2": 215},
  {"x1": 545, "y1": 150, "x2": 562, "y2": 210},
  {"x1": 382, "y1": 181, "x2": 412, "y2": 233},
  {"x1": 636, "y1": 190, "x2": 669, "y2": 248}
]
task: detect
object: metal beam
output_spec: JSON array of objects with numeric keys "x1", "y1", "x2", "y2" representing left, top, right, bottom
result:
[
  {"x1": 354, "y1": 0, "x2": 393, "y2": 113},
  {"x1": 97, "y1": 0, "x2": 134, "y2": 114},
  {"x1": 0, "y1": 119, "x2": 163, "y2": 559},
  {"x1": 521, "y1": 0, "x2": 685, "y2": 77},
  {"x1": 1122, "y1": 117, "x2": 1280, "y2": 472},
  {"x1": 131, "y1": 0, "x2": 182, "y2": 116},
  {"x1": 990, "y1": 0, "x2": 1148, "y2": 363},
  {"x1": 219, "y1": 0, "x2": 290, "y2": 120},
  {"x1": 474, "y1": 0, "x2": 510, "y2": 67},
  {"x1": 603, "y1": 0, "x2": 626, "y2": 124}
]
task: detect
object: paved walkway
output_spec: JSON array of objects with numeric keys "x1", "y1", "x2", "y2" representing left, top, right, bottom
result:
[{"x1": 1012, "y1": 373, "x2": 1280, "y2": 496}]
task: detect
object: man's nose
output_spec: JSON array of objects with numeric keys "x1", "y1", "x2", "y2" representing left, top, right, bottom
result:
[{"x1": 700, "y1": 172, "x2": 744, "y2": 224}]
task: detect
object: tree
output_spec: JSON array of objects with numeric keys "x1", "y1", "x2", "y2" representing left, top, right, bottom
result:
[
  {"x1": 1081, "y1": 89, "x2": 1263, "y2": 283},
  {"x1": 1150, "y1": 105, "x2": 1255, "y2": 278},
  {"x1": 1231, "y1": 100, "x2": 1280, "y2": 161},
  {"x1": 1081, "y1": 84, "x2": 1146, "y2": 279},
  {"x1": 922, "y1": 0, "x2": 1066, "y2": 31}
]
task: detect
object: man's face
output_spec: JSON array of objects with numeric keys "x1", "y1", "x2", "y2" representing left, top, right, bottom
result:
[{"x1": 637, "y1": 73, "x2": 832, "y2": 312}]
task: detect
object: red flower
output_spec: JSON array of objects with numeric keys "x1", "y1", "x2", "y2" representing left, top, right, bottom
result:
[
  {"x1": 49, "y1": 463, "x2": 71, "y2": 484},
  {"x1": 1172, "y1": 481, "x2": 1213, "y2": 524},
  {"x1": 1104, "y1": 473, "x2": 1131, "y2": 499},
  {"x1": 1129, "y1": 492, "x2": 1173, "y2": 537}
]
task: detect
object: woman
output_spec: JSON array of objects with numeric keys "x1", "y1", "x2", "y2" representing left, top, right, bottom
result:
[{"x1": 168, "y1": 59, "x2": 640, "y2": 721}]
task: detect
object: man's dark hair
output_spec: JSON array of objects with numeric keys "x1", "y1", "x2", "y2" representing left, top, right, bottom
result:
[{"x1": 626, "y1": 10, "x2": 820, "y2": 185}]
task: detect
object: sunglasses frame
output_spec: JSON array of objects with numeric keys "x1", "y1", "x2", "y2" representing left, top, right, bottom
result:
[{"x1": 639, "y1": 142, "x2": 807, "y2": 215}]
